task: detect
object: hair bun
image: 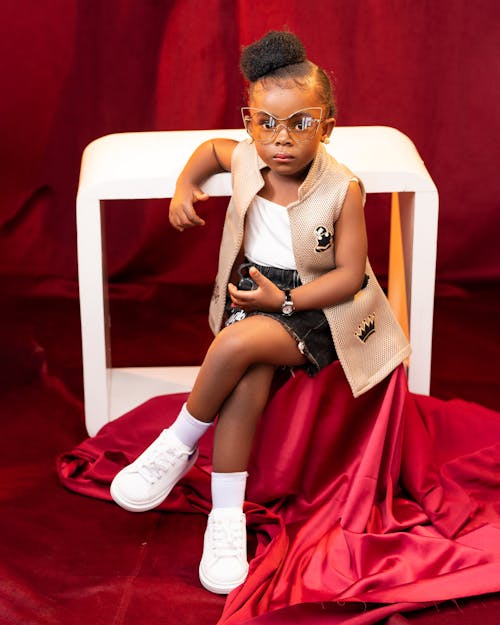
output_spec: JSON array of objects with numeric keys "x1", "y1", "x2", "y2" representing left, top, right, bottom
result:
[{"x1": 240, "y1": 31, "x2": 307, "y2": 82}]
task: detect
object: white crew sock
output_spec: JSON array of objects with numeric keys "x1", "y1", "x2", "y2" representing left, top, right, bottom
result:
[
  {"x1": 170, "y1": 402, "x2": 212, "y2": 449},
  {"x1": 211, "y1": 471, "x2": 248, "y2": 510}
]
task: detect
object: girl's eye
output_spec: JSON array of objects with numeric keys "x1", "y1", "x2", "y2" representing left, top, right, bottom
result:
[
  {"x1": 258, "y1": 116, "x2": 276, "y2": 130},
  {"x1": 293, "y1": 116, "x2": 314, "y2": 131}
]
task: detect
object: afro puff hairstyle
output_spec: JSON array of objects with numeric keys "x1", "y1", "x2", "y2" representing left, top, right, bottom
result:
[{"x1": 240, "y1": 31, "x2": 306, "y2": 83}]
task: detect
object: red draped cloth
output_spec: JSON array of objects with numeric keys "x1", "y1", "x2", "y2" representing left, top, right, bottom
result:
[{"x1": 57, "y1": 363, "x2": 500, "y2": 624}]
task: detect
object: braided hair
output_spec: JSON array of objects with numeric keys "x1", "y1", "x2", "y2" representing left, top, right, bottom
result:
[{"x1": 240, "y1": 31, "x2": 336, "y2": 117}]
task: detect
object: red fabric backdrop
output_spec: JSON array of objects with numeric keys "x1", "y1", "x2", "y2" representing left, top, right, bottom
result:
[
  {"x1": 57, "y1": 363, "x2": 500, "y2": 624},
  {"x1": 1, "y1": 0, "x2": 499, "y2": 303}
]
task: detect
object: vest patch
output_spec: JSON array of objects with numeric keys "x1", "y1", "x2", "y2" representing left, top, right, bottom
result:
[
  {"x1": 355, "y1": 313, "x2": 376, "y2": 343},
  {"x1": 314, "y1": 226, "x2": 333, "y2": 252}
]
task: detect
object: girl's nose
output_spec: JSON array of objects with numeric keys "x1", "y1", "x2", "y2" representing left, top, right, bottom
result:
[{"x1": 274, "y1": 124, "x2": 292, "y2": 143}]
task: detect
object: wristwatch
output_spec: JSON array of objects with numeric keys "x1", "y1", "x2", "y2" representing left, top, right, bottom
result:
[{"x1": 281, "y1": 289, "x2": 295, "y2": 316}]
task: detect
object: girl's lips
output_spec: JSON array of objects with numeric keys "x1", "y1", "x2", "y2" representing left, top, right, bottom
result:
[{"x1": 273, "y1": 153, "x2": 293, "y2": 161}]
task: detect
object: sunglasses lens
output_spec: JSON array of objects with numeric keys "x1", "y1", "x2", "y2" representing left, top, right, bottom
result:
[{"x1": 243, "y1": 109, "x2": 321, "y2": 143}]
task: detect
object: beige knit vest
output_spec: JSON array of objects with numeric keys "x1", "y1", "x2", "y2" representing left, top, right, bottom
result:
[{"x1": 208, "y1": 140, "x2": 411, "y2": 397}]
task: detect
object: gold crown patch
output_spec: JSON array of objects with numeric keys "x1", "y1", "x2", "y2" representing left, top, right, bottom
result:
[{"x1": 354, "y1": 313, "x2": 375, "y2": 343}]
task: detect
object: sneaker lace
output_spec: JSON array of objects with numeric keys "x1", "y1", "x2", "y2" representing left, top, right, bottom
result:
[
  {"x1": 211, "y1": 517, "x2": 244, "y2": 558},
  {"x1": 137, "y1": 437, "x2": 191, "y2": 483}
]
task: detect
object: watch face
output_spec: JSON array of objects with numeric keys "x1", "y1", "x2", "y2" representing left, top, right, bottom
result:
[{"x1": 282, "y1": 303, "x2": 294, "y2": 316}]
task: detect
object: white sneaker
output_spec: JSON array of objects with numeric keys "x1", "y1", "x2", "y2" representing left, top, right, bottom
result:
[
  {"x1": 199, "y1": 508, "x2": 249, "y2": 594},
  {"x1": 110, "y1": 429, "x2": 198, "y2": 512}
]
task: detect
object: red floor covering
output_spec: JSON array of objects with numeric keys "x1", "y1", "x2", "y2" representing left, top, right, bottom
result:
[{"x1": 0, "y1": 283, "x2": 499, "y2": 625}]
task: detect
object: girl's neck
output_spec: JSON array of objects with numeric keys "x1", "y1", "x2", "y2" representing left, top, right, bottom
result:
[{"x1": 259, "y1": 164, "x2": 311, "y2": 206}]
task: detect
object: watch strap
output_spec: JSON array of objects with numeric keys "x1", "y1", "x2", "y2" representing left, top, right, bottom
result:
[{"x1": 281, "y1": 289, "x2": 295, "y2": 316}]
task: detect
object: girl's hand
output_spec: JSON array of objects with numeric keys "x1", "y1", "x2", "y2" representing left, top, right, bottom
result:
[
  {"x1": 228, "y1": 266, "x2": 284, "y2": 312},
  {"x1": 169, "y1": 184, "x2": 209, "y2": 232},
  {"x1": 169, "y1": 139, "x2": 236, "y2": 232}
]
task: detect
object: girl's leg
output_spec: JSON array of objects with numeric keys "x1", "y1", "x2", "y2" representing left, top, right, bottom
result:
[
  {"x1": 199, "y1": 361, "x2": 277, "y2": 595},
  {"x1": 200, "y1": 364, "x2": 273, "y2": 592},
  {"x1": 187, "y1": 314, "x2": 306, "y2": 423},
  {"x1": 111, "y1": 316, "x2": 304, "y2": 513},
  {"x1": 212, "y1": 362, "x2": 275, "y2": 472}
]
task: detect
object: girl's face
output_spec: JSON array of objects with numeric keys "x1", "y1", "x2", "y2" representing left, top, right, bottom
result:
[{"x1": 248, "y1": 81, "x2": 335, "y2": 181}]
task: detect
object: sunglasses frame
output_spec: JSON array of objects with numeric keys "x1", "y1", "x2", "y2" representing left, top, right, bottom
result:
[{"x1": 241, "y1": 107, "x2": 324, "y2": 143}]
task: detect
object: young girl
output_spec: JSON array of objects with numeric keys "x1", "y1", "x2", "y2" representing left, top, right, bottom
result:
[{"x1": 110, "y1": 31, "x2": 410, "y2": 594}]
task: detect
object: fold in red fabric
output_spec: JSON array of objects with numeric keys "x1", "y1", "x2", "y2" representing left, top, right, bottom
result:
[{"x1": 57, "y1": 362, "x2": 500, "y2": 624}]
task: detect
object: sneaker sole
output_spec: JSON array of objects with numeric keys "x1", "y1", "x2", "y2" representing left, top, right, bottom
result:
[
  {"x1": 198, "y1": 562, "x2": 249, "y2": 595},
  {"x1": 110, "y1": 448, "x2": 199, "y2": 512}
]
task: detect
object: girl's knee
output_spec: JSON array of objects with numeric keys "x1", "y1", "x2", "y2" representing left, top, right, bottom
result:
[
  {"x1": 208, "y1": 326, "x2": 252, "y2": 365},
  {"x1": 213, "y1": 324, "x2": 255, "y2": 354},
  {"x1": 208, "y1": 317, "x2": 291, "y2": 367}
]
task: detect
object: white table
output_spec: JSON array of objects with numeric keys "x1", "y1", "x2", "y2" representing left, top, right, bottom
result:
[{"x1": 76, "y1": 127, "x2": 438, "y2": 435}]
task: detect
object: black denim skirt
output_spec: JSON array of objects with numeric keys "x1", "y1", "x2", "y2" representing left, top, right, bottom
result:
[{"x1": 224, "y1": 262, "x2": 338, "y2": 375}]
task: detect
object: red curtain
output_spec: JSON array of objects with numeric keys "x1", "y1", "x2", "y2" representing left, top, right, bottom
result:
[{"x1": 1, "y1": 0, "x2": 499, "y2": 296}]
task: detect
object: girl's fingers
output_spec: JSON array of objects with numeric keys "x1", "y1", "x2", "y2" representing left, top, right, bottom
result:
[{"x1": 169, "y1": 187, "x2": 209, "y2": 231}]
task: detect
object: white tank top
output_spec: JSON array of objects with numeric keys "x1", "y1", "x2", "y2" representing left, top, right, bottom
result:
[{"x1": 244, "y1": 195, "x2": 297, "y2": 270}]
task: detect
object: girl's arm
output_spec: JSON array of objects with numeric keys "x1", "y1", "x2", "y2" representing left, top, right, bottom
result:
[
  {"x1": 228, "y1": 181, "x2": 367, "y2": 311},
  {"x1": 169, "y1": 138, "x2": 237, "y2": 231}
]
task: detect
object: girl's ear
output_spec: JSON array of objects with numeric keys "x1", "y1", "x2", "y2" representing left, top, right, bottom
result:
[{"x1": 322, "y1": 117, "x2": 336, "y2": 144}]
